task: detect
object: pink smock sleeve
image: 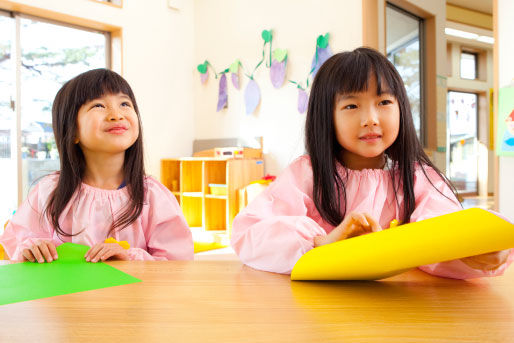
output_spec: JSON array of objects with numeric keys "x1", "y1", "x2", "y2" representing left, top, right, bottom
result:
[
  {"x1": 412, "y1": 167, "x2": 513, "y2": 279},
  {"x1": 0, "y1": 176, "x2": 59, "y2": 261},
  {"x1": 127, "y1": 178, "x2": 193, "y2": 261},
  {"x1": 231, "y1": 157, "x2": 327, "y2": 274}
]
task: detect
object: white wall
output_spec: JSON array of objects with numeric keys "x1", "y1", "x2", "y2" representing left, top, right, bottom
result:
[
  {"x1": 193, "y1": 0, "x2": 363, "y2": 175},
  {"x1": 3, "y1": 0, "x2": 196, "y2": 179},
  {"x1": 498, "y1": 0, "x2": 514, "y2": 220}
]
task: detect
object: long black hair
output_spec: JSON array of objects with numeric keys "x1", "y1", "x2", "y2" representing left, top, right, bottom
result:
[
  {"x1": 45, "y1": 68, "x2": 146, "y2": 237},
  {"x1": 305, "y1": 47, "x2": 459, "y2": 226}
]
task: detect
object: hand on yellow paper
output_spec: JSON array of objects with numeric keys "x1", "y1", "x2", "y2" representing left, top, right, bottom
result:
[
  {"x1": 85, "y1": 242, "x2": 129, "y2": 263},
  {"x1": 314, "y1": 212, "x2": 382, "y2": 247},
  {"x1": 461, "y1": 249, "x2": 511, "y2": 271},
  {"x1": 22, "y1": 240, "x2": 58, "y2": 263}
]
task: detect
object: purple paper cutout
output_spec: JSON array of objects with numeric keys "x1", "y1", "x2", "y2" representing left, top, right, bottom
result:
[
  {"x1": 310, "y1": 45, "x2": 333, "y2": 77},
  {"x1": 216, "y1": 74, "x2": 228, "y2": 112},
  {"x1": 297, "y1": 89, "x2": 308, "y2": 114},
  {"x1": 270, "y1": 59, "x2": 286, "y2": 89},
  {"x1": 200, "y1": 72, "x2": 208, "y2": 84},
  {"x1": 244, "y1": 79, "x2": 261, "y2": 115},
  {"x1": 231, "y1": 72, "x2": 240, "y2": 90}
]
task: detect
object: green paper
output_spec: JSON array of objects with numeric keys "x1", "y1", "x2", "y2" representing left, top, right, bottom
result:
[
  {"x1": 317, "y1": 33, "x2": 330, "y2": 48},
  {"x1": 261, "y1": 29, "x2": 272, "y2": 43},
  {"x1": 272, "y1": 48, "x2": 287, "y2": 62},
  {"x1": 0, "y1": 243, "x2": 141, "y2": 306},
  {"x1": 197, "y1": 63, "x2": 207, "y2": 74},
  {"x1": 229, "y1": 60, "x2": 240, "y2": 73}
]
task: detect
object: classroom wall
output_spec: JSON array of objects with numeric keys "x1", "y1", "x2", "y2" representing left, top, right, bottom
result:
[
  {"x1": 497, "y1": 0, "x2": 514, "y2": 220},
  {"x1": 193, "y1": 0, "x2": 363, "y2": 175},
  {"x1": 0, "y1": 0, "x2": 196, "y2": 179}
]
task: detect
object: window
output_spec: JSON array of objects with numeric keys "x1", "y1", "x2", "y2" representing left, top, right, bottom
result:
[
  {"x1": 447, "y1": 91, "x2": 478, "y2": 194},
  {"x1": 460, "y1": 52, "x2": 477, "y2": 80},
  {"x1": 0, "y1": 11, "x2": 109, "y2": 226},
  {"x1": 386, "y1": 3, "x2": 425, "y2": 142}
]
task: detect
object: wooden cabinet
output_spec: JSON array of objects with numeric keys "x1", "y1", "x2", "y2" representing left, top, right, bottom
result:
[{"x1": 161, "y1": 158, "x2": 264, "y2": 242}]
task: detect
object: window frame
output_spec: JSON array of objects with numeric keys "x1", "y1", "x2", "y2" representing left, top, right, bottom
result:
[
  {"x1": 0, "y1": 10, "x2": 111, "y2": 205},
  {"x1": 386, "y1": 2, "x2": 426, "y2": 146}
]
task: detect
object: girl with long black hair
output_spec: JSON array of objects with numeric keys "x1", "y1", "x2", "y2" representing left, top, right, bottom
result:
[
  {"x1": 231, "y1": 47, "x2": 511, "y2": 277},
  {"x1": 1, "y1": 69, "x2": 193, "y2": 262}
]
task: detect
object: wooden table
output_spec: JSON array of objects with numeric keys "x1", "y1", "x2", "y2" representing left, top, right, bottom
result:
[{"x1": 1, "y1": 260, "x2": 514, "y2": 342}]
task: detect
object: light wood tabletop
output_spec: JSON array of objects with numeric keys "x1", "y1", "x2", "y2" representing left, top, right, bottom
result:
[{"x1": 1, "y1": 260, "x2": 514, "y2": 342}]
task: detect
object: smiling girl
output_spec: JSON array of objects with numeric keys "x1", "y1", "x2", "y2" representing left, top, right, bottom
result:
[
  {"x1": 0, "y1": 69, "x2": 193, "y2": 263},
  {"x1": 231, "y1": 48, "x2": 512, "y2": 278}
]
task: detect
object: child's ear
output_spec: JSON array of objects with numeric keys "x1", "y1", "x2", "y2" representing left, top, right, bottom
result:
[{"x1": 74, "y1": 137, "x2": 79, "y2": 144}]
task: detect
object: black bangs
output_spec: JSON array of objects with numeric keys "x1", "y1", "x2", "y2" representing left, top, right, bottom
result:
[
  {"x1": 72, "y1": 68, "x2": 139, "y2": 113},
  {"x1": 331, "y1": 48, "x2": 402, "y2": 98}
]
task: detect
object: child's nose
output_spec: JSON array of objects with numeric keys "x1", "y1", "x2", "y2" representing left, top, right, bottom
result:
[
  {"x1": 361, "y1": 108, "x2": 379, "y2": 127},
  {"x1": 107, "y1": 109, "x2": 124, "y2": 121}
]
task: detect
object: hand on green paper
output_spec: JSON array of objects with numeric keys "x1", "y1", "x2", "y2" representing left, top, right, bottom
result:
[
  {"x1": 460, "y1": 249, "x2": 511, "y2": 271},
  {"x1": 314, "y1": 212, "x2": 382, "y2": 247},
  {"x1": 22, "y1": 240, "x2": 58, "y2": 263},
  {"x1": 85, "y1": 242, "x2": 129, "y2": 263}
]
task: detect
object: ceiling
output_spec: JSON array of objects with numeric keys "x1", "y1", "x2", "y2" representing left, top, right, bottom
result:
[{"x1": 447, "y1": 0, "x2": 492, "y2": 14}]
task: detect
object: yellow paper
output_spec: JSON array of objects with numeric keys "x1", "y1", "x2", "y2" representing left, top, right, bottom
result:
[{"x1": 291, "y1": 208, "x2": 514, "y2": 281}]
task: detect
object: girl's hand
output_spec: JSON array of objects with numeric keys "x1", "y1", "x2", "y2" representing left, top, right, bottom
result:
[
  {"x1": 22, "y1": 240, "x2": 58, "y2": 263},
  {"x1": 85, "y1": 242, "x2": 129, "y2": 263},
  {"x1": 460, "y1": 249, "x2": 511, "y2": 271},
  {"x1": 314, "y1": 212, "x2": 381, "y2": 247}
]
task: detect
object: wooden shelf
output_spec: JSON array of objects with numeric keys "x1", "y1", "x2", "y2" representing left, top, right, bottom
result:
[
  {"x1": 161, "y1": 158, "x2": 264, "y2": 236},
  {"x1": 205, "y1": 194, "x2": 228, "y2": 200},
  {"x1": 182, "y1": 192, "x2": 203, "y2": 197}
]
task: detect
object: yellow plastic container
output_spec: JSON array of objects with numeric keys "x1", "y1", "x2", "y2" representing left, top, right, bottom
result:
[{"x1": 209, "y1": 184, "x2": 228, "y2": 196}]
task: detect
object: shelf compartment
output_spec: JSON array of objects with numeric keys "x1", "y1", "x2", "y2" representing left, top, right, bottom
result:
[
  {"x1": 181, "y1": 160, "x2": 203, "y2": 193},
  {"x1": 204, "y1": 197, "x2": 227, "y2": 231},
  {"x1": 182, "y1": 196, "x2": 203, "y2": 228},
  {"x1": 161, "y1": 159, "x2": 181, "y2": 192}
]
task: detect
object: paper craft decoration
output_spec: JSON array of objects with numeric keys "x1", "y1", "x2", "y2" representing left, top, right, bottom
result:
[
  {"x1": 197, "y1": 61, "x2": 209, "y2": 84},
  {"x1": 298, "y1": 89, "x2": 308, "y2": 114},
  {"x1": 197, "y1": 30, "x2": 331, "y2": 114},
  {"x1": 217, "y1": 73, "x2": 228, "y2": 111},
  {"x1": 497, "y1": 86, "x2": 514, "y2": 156},
  {"x1": 244, "y1": 79, "x2": 261, "y2": 115},
  {"x1": 291, "y1": 208, "x2": 514, "y2": 281},
  {"x1": 270, "y1": 48, "x2": 287, "y2": 88},
  {"x1": 0, "y1": 243, "x2": 141, "y2": 306},
  {"x1": 310, "y1": 33, "x2": 333, "y2": 78},
  {"x1": 230, "y1": 60, "x2": 241, "y2": 90}
]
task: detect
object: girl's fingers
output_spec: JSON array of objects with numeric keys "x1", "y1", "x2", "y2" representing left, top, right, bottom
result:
[
  {"x1": 30, "y1": 245, "x2": 44, "y2": 263},
  {"x1": 351, "y1": 212, "x2": 370, "y2": 229},
  {"x1": 85, "y1": 244, "x2": 102, "y2": 262},
  {"x1": 101, "y1": 248, "x2": 116, "y2": 261},
  {"x1": 363, "y1": 213, "x2": 382, "y2": 232},
  {"x1": 22, "y1": 249, "x2": 36, "y2": 262},
  {"x1": 48, "y1": 242, "x2": 58, "y2": 260},
  {"x1": 38, "y1": 242, "x2": 53, "y2": 263},
  {"x1": 91, "y1": 246, "x2": 110, "y2": 262}
]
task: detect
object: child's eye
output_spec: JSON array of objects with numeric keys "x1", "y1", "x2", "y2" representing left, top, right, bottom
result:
[
  {"x1": 92, "y1": 103, "x2": 104, "y2": 108},
  {"x1": 121, "y1": 102, "x2": 132, "y2": 107},
  {"x1": 343, "y1": 104, "x2": 357, "y2": 110},
  {"x1": 379, "y1": 99, "x2": 393, "y2": 106}
]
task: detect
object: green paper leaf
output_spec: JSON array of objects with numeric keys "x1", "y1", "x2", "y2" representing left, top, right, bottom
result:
[
  {"x1": 229, "y1": 60, "x2": 240, "y2": 73},
  {"x1": 272, "y1": 48, "x2": 288, "y2": 63},
  {"x1": 0, "y1": 243, "x2": 141, "y2": 306},
  {"x1": 317, "y1": 33, "x2": 330, "y2": 49},
  {"x1": 261, "y1": 30, "x2": 273, "y2": 43},
  {"x1": 197, "y1": 63, "x2": 207, "y2": 74}
]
